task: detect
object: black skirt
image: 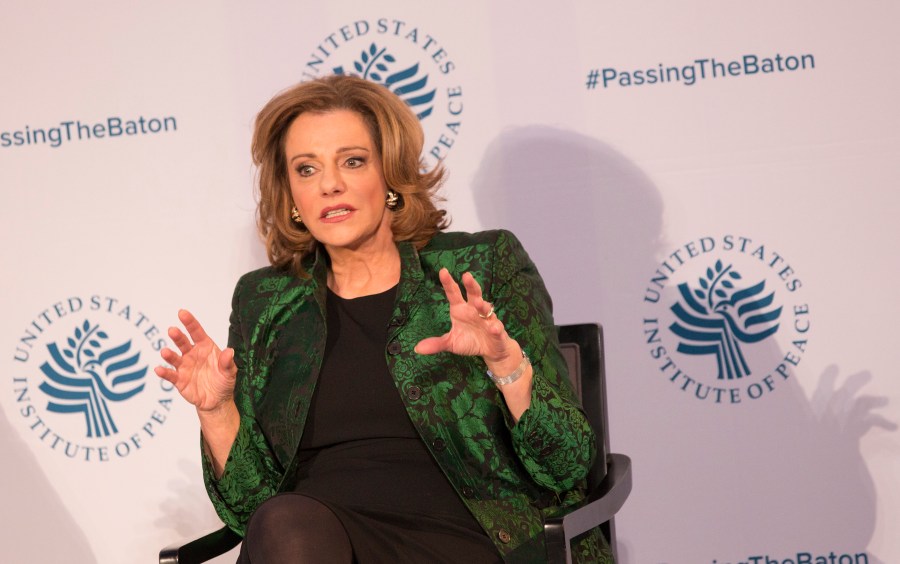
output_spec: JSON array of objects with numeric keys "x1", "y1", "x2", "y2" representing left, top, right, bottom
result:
[{"x1": 292, "y1": 438, "x2": 501, "y2": 563}]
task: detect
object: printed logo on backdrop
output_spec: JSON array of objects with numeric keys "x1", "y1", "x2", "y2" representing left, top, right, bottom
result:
[
  {"x1": 642, "y1": 235, "x2": 810, "y2": 404},
  {"x1": 11, "y1": 296, "x2": 175, "y2": 462},
  {"x1": 300, "y1": 18, "x2": 463, "y2": 169}
]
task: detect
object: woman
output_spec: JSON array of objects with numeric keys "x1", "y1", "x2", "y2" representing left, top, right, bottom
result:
[{"x1": 155, "y1": 75, "x2": 610, "y2": 563}]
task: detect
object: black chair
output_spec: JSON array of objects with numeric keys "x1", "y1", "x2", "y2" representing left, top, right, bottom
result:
[
  {"x1": 160, "y1": 323, "x2": 631, "y2": 564},
  {"x1": 160, "y1": 526, "x2": 240, "y2": 564},
  {"x1": 545, "y1": 323, "x2": 632, "y2": 564}
]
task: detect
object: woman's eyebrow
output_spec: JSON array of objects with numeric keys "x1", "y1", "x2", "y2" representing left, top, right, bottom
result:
[{"x1": 288, "y1": 146, "x2": 371, "y2": 164}]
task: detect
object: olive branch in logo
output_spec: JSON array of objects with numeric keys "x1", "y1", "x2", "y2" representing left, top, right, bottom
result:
[
  {"x1": 334, "y1": 42, "x2": 436, "y2": 120},
  {"x1": 350, "y1": 42, "x2": 396, "y2": 82},
  {"x1": 39, "y1": 320, "x2": 147, "y2": 437},
  {"x1": 669, "y1": 260, "x2": 782, "y2": 380}
]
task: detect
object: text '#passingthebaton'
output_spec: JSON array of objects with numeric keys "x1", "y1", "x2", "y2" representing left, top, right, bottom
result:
[{"x1": 585, "y1": 52, "x2": 815, "y2": 90}]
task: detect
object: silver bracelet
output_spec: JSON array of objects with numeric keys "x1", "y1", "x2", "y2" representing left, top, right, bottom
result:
[{"x1": 486, "y1": 350, "x2": 530, "y2": 386}]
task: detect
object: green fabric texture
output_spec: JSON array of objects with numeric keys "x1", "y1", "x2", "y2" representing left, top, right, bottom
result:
[{"x1": 202, "y1": 229, "x2": 612, "y2": 562}]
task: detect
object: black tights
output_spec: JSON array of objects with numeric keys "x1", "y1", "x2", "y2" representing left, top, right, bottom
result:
[{"x1": 237, "y1": 493, "x2": 354, "y2": 564}]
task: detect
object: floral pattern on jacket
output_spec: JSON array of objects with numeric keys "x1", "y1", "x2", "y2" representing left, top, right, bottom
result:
[{"x1": 202, "y1": 229, "x2": 612, "y2": 563}]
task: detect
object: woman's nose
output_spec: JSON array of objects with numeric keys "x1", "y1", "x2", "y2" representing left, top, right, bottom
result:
[{"x1": 319, "y1": 165, "x2": 346, "y2": 195}]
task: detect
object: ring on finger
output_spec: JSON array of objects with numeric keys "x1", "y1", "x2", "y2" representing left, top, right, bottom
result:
[{"x1": 479, "y1": 306, "x2": 495, "y2": 319}]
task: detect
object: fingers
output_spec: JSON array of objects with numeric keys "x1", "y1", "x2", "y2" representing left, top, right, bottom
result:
[
  {"x1": 461, "y1": 271, "x2": 483, "y2": 301},
  {"x1": 461, "y1": 271, "x2": 493, "y2": 317},
  {"x1": 440, "y1": 269, "x2": 493, "y2": 314},
  {"x1": 167, "y1": 309, "x2": 211, "y2": 355},
  {"x1": 156, "y1": 347, "x2": 183, "y2": 386},
  {"x1": 159, "y1": 346, "x2": 182, "y2": 367},
  {"x1": 218, "y1": 347, "x2": 238, "y2": 380},
  {"x1": 414, "y1": 335, "x2": 450, "y2": 355},
  {"x1": 178, "y1": 309, "x2": 211, "y2": 344},
  {"x1": 153, "y1": 365, "x2": 181, "y2": 387},
  {"x1": 438, "y1": 268, "x2": 465, "y2": 305},
  {"x1": 168, "y1": 326, "x2": 192, "y2": 355},
  {"x1": 154, "y1": 363, "x2": 200, "y2": 395}
]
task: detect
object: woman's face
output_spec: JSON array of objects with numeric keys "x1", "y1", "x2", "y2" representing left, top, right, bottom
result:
[{"x1": 284, "y1": 109, "x2": 393, "y2": 255}]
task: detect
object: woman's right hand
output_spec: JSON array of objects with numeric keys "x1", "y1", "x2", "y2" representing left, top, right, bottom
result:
[{"x1": 154, "y1": 309, "x2": 237, "y2": 414}]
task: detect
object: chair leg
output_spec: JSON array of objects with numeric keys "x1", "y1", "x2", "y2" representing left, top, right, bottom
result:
[
  {"x1": 604, "y1": 519, "x2": 618, "y2": 562},
  {"x1": 544, "y1": 522, "x2": 572, "y2": 564}
]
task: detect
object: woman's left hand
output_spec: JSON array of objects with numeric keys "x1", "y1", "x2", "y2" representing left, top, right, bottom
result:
[
  {"x1": 416, "y1": 268, "x2": 533, "y2": 418},
  {"x1": 414, "y1": 268, "x2": 515, "y2": 364}
]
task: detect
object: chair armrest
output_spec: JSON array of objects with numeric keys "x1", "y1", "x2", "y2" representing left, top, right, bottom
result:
[
  {"x1": 159, "y1": 525, "x2": 242, "y2": 564},
  {"x1": 544, "y1": 453, "x2": 633, "y2": 564}
]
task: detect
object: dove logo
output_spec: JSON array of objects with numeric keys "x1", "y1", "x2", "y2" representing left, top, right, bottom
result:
[
  {"x1": 641, "y1": 235, "x2": 811, "y2": 404},
  {"x1": 40, "y1": 320, "x2": 146, "y2": 438},
  {"x1": 300, "y1": 18, "x2": 464, "y2": 170},
  {"x1": 669, "y1": 261, "x2": 782, "y2": 381},
  {"x1": 10, "y1": 296, "x2": 175, "y2": 462}
]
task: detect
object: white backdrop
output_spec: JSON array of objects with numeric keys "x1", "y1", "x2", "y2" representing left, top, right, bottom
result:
[{"x1": 2, "y1": 2, "x2": 898, "y2": 563}]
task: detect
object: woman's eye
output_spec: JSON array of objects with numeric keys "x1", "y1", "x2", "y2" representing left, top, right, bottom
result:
[
  {"x1": 297, "y1": 165, "x2": 315, "y2": 177},
  {"x1": 345, "y1": 157, "x2": 365, "y2": 168}
]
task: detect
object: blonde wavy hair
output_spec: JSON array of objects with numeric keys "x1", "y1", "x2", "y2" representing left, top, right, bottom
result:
[{"x1": 252, "y1": 75, "x2": 448, "y2": 276}]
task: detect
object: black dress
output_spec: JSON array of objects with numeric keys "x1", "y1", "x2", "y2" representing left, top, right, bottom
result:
[{"x1": 290, "y1": 286, "x2": 502, "y2": 563}]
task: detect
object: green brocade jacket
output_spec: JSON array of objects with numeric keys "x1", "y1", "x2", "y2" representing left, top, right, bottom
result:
[{"x1": 203, "y1": 230, "x2": 611, "y2": 562}]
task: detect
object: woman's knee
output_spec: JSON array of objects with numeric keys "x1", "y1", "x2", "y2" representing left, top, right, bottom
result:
[{"x1": 243, "y1": 494, "x2": 352, "y2": 563}]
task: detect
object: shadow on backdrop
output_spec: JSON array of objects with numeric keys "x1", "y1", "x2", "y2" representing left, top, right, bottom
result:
[
  {"x1": 469, "y1": 126, "x2": 895, "y2": 562},
  {"x1": 471, "y1": 126, "x2": 661, "y2": 561},
  {"x1": 156, "y1": 458, "x2": 230, "y2": 539},
  {"x1": 1, "y1": 406, "x2": 96, "y2": 563},
  {"x1": 157, "y1": 458, "x2": 243, "y2": 562}
]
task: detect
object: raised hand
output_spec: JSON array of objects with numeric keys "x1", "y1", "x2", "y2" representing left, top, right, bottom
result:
[
  {"x1": 415, "y1": 268, "x2": 515, "y2": 364},
  {"x1": 154, "y1": 309, "x2": 237, "y2": 413},
  {"x1": 416, "y1": 268, "x2": 532, "y2": 417}
]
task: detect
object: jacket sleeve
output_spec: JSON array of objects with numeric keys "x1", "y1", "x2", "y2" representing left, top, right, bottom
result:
[
  {"x1": 201, "y1": 275, "x2": 283, "y2": 536},
  {"x1": 490, "y1": 230, "x2": 597, "y2": 493}
]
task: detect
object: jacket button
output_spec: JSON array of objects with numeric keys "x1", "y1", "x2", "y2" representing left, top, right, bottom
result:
[
  {"x1": 461, "y1": 486, "x2": 475, "y2": 498},
  {"x1": 497, "y1": 529, "x2": 511, "y2": 544},
  {"x1": 407, "y1": 385, "x2": 422, "y2": 400},
  {"x1": 432, "y1": 438, "x2": 446, "y2": 452},
  {"x1": 387, "y1": 341, "x2": 402, "y2": 355}
]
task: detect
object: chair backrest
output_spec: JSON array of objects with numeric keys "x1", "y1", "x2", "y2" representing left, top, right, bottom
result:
[
  {"x1": 550, "y1": 323, "x2": 626, "y2": 562},
  {"x1": 557, "y1": 323, "x2": 610, "y2": 494}
]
